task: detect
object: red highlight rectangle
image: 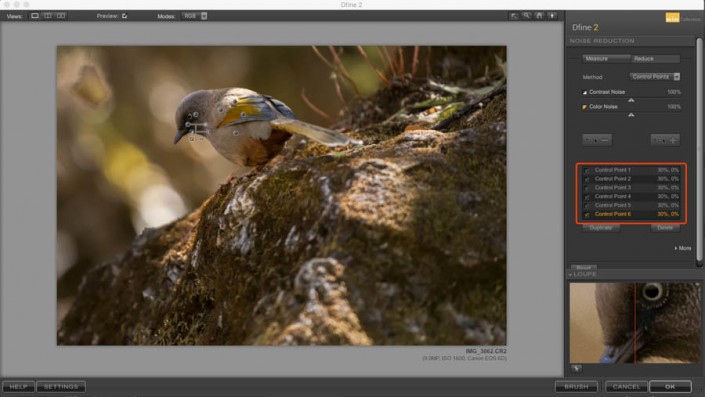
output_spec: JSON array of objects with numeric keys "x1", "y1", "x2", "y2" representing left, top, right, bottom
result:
[{"x1": 575, "y1": 162, "x2": 688, "y2": 225}]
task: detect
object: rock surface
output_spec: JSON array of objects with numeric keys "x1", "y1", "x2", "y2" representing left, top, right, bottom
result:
[{"x1": 59, "y1": 82, "x2": 507, "y2": 346}]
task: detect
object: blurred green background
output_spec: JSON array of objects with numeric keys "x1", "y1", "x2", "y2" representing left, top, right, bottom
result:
[{"x1": 56, "y1": 46, "x2": 504, "y2": 323}]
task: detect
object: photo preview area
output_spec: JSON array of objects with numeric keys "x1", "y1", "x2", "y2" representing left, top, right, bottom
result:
[{"x1": 56, "y1": 45, "x2": 508, "y2": 347}]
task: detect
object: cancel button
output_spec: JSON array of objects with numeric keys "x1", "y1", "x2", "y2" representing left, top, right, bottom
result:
[{"x1": 605, "y1": 380, "x2": 647, "y2": 393}]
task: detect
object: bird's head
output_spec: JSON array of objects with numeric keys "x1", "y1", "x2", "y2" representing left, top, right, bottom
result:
[
  {"x1": 595, "y1": 282, "x2": 700, "y2": 363},
  {"x1": 174, "y1": 90, "x2": 212, "y2": 144}
]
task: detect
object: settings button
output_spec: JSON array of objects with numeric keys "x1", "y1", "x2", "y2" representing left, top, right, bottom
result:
[{"x1": 36, "y1": 381, "x2": 86, "y2": 393}]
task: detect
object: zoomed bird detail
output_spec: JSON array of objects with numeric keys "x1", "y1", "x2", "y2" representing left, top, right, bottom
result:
[
  {"x1": 595, "y1": 282, "x2": 701, "y2": 363},
  {"x1": 174, "y1": 88, "x2": 361, "y2": 168}
]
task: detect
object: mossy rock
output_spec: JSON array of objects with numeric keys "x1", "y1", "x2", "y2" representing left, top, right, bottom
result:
[{"x1": 59, "y1": 81, "x2": 507, "y2": 346}]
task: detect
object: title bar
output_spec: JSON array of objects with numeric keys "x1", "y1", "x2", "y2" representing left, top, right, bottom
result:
[{"x1": 1, "y1": 0, "x2": 703, "y2": 11}]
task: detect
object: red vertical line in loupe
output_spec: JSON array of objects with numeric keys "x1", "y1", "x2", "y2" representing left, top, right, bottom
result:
[{"x1": 633, "y1": 282, "x2": 637, "y2": 363}]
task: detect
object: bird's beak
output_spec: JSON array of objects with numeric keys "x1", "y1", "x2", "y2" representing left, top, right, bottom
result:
[
  {"x1": 600, "y1": 329, "x2": 645, "y2": 363},
  {"x1": 599, "y1": 346, "x2": 623, "y2": 364},
  {"x1": 173, "y1": 127, "x2": 190, "y2": 144}
]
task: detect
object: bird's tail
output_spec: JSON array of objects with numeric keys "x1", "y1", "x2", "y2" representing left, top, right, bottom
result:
[{"x1": 270, "y1": 118, "x2": 362, "y2": 147}]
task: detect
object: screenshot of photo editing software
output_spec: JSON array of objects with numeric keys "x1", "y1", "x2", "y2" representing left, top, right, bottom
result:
[{"x1": 0, "y1": 0, "x2": 703, "y2": 396}]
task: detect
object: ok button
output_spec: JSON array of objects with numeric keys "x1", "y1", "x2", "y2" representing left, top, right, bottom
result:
[{"x1": 649, "y1": 380, "x2": 692, "y2": 393}]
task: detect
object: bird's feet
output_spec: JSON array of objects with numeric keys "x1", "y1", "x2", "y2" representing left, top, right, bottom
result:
[
  {"x1": 219, "y1": 171, "x2": 239, "y2": 188},
  {"x1": 220, "y1": 165, "x2": 265, "y2": 186}
]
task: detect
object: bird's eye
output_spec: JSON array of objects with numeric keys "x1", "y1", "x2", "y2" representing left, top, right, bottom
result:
[
  {"x1": 232, "y1": 99, "x2": 238, "y2": 105},
  {"x1": 642, "y1": 283, "x2": 665, "y2": 302}
]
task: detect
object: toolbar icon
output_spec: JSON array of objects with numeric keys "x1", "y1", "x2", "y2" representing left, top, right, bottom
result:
[{"x1": 665, "y1": 12, "x2": 680, "y2": 23}]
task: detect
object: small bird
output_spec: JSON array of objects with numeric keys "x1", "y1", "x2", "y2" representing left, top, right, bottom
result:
[
  {"x1": 595, "y1": 282, "x2": 701, "y2": 363},
  {"x1": 174, "y1": 88, "x2": 360, "y2": 169}
]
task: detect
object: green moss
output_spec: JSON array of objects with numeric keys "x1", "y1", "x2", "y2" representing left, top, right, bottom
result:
[{"x1": 467, "y1": 95, "x2": 507, "y2": 129}]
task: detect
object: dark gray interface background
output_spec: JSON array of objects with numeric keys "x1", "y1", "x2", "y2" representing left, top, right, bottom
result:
[{"x1": 0, "y1": 21, "x2": 563, "y2": 377}]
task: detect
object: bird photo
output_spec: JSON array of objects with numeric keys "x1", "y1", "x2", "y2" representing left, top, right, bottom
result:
[
  {"x1": 56, "y1": 46, "x2": 507, "y2": 345},
  {"x1": 570, "y1": 282, "x2": 701, "y2": 364},
  {"x1": 173, "y1": 88, "x2": 361, "y2": 170}
]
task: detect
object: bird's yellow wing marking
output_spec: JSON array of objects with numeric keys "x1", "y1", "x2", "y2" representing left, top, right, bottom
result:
[{"x1": 218, "y1": 95, "x2": 277, "y2": 128}]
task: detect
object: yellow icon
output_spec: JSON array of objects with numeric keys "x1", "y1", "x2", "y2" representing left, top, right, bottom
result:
[{"x1": 665, "y1": 12, "x2": 680, "y2": 23}]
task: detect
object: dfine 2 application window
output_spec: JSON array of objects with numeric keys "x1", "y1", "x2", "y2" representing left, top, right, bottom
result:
[{"x1": 0, "y1": 1, "x2": 702, "y2": 396}]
